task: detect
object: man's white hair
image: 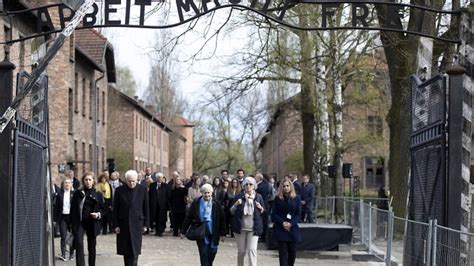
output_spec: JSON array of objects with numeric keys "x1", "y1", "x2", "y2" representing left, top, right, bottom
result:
[
  {"x1": 201, "y1": 183, "x2": 214, "y2": 193},
  {"x1": 125, "y1": 170, "x2": 138, "y2": 180}
]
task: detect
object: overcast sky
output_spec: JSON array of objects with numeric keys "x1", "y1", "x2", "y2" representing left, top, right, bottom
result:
[{"x1": 96, "y1": 2, "x2": 247, "y2": 105}]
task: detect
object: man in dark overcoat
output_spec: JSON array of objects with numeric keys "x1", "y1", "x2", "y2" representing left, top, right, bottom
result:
[
  {"x1": 148, "y1": 172, "x2": 170, "y2": 236},
  {"x1": 300, "y1": 174, "x2": 316, "y2": 223},
  {"x1": 112, "y1": 170, "x2": 149, "y2": 266},
  {"x1": 255, "y1": 173, "x2": 270, "y2": 242}
]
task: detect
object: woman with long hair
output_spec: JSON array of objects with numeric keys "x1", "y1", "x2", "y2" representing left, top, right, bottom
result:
[
  {"x1": 211, "y1": 177, "x2": 226, "y2": 204},
  {"x1": 71, "y1": 172, "x2": 105, "y2": 266},
  {"x1": 226, "y1": 178, "x2": 241, "y2": 236},
  {"x1": 230, "y1": 177, "x2": 265, "y2": 266},
  {"x1": 170, "y1": 176, "x2": 188, "y2": 236},
  {"x1": 271, "y1": 179, "x2": 301, "y2": 266},
  {"x1": 97, "y1": 172, "x2": 112, "y2": 234},
  {"x1": 187, "y1": 177, "x2": 202, "y2": 206}
]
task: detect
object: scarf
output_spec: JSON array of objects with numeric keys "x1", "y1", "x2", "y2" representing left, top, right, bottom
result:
[{"x1": 244, "y1": 191, "x2": 255, "y2": 216}]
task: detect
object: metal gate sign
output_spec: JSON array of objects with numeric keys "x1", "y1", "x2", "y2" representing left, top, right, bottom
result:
[{"x1": 6, "y1": 0, "x2": 461, "y2": 43}]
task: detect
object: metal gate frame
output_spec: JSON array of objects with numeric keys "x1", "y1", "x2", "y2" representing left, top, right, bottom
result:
[
  {"x1": 406, "y1": 74, "x2": 447, "y2": 265},
  {"x1": 11, "y1": 71, "x2": 49, "y2": 266}
]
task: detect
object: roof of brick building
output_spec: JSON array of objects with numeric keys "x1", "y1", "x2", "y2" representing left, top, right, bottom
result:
[
  {"x1": 174, "y1": 116, "x2": 194, "y2": 127},
  {"x1": 75, "y1": 29, "x2": 108, "y2": 66}
]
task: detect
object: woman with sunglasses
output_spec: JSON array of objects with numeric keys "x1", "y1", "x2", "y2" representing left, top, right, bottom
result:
[{"x1": 230, "y1": 177, "x2": 265, "y2": 266}]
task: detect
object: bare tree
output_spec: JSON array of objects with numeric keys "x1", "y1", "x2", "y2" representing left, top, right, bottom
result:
[{"x1": 115, "y1": 66, "x2": 137, "y2": 98}]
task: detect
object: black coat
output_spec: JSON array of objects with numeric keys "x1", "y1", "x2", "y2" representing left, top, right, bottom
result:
[
  {"x1": 112, "y1": 185, "x2": 149, "y2": 256},
  {"x1": 70, "y1": 189, "x2": 105, "y2": 236},
  {"x1": 213, "y1": 187, "x2": 227, "y2": 205},
  {"x1": 181, "y1": 197, "x2": 226, "y2": 246},
  {"x1": 256, "y1": 180, "x2": 270, "y2": 210},
  {"x1": 54, "y1": 189, "x2": 74, "y2": 221},
  {"x1": 149, "y1": 182, "x2": 170, "y2": 224},
  {"x1": 170, "y1": 186, "x2": 187, "y2": 214},
  {"x1": 271, "y1": 195, "x2": 302, "y2": 242}
]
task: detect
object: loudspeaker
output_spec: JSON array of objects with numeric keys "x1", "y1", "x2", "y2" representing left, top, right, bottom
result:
[
  {"x1": 107, "y1": 158, "x2": 115, "y2": 173},
  {"x1": 343, "y1": 163, "x2": 353, "y2": 178},
  {"x1": 327, "y1": 165, "x2": 336, "y2": 178}
]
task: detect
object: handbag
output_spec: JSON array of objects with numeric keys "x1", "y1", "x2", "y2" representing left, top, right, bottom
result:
[{"x1": 186, "y1": 222, "x2": 207, "y2": 241}]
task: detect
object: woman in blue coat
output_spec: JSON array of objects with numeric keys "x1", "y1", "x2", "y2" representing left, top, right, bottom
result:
[{"x1": 271, "y1": 178, "x2": 301, "y2": 266}]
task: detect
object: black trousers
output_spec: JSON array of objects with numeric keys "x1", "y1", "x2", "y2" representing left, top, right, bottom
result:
[
  {"x1": 261, "y1": 211, "x2": 269, "y2": 240},
  {"x1": 197, "y1": 239, "x2": 218, "y2": 266},
  {"x1": 172, "y1": 212, "x2": 185, "y2": 236},
  {"x1": 123, "y1": 255, "x2": 138, "y2": 266},
  {"x1": 278, "y1": 241, "x2": 296, "y2": 266},
  {"x1": 74, "y1": 223, "x2": 97, "y2": 266}
]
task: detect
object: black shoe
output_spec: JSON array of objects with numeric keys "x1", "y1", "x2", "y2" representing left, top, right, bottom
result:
[{"x1": 155, "y1": 233, "x2": 163, "y2": 237}]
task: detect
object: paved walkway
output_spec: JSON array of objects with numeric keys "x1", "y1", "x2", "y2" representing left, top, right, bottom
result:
[{"x1": 54, "y1": 231, "x2": 384, "y2": 265}]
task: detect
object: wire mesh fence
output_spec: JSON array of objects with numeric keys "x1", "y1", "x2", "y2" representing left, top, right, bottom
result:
[
  {"x1": 434, "y1": 222, "x2": 473, "y2": 266},
  {"x1": 315, "y1": 196, "x2": 474, "y2": 266}
]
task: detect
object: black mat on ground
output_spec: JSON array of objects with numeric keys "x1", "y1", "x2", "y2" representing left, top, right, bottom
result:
[{"x1": 266, "y1": 224, "x2": 352, "y2": 251}]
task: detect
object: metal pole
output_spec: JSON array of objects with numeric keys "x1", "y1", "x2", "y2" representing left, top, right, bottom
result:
[
  {"x1": 426, "y1": 219, "x2": 432, "y2": 266},
  {"x1": 360, "y1": 199, "x2": 365, "y2": 245},
  {"x1": 432, "y1": 219, "x2": 437, "y2": 266},
  {"x1": 331, "y1": 196, "x2": 336, "y2": 223},
  {"x1": 343, "y1": 197, "x2": 347, "y2": 225},
  {"x1": 386, "y1": 207, "x2": 393, "y2": 266},
  {"x1": 368, "y1": 202, "x2": 372, "y2": 253},
  {"x1": 0, "y1": 48, "x2": 15, "y2": 266},
  {"x1": 325, "y1": 196, "x2": 328, "y2": 223}
]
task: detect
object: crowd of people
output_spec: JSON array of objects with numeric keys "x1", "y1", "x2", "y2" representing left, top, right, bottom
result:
[{"x1": 52, "y1": 168, "x2": 317, "y2": 266}]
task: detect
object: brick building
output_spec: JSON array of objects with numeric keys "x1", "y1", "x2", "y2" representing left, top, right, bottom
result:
[
  {"x1": 107, "y1": 88, "x2": 171, "y2": 176},
  {"x1": 170, "y1": 116, "x2": 194, "y2": 178},
  {"x1": 0, "y1": 1, "x2": 116, "y2": 181},
  {"x1": 260, "y1": 53, "x2": 390, "y2": 191},
  {"x1": 107, "y1": 88, "x2": 194, "y2": 178},
  {"x1": 59, "y1": 29, "x2": 115, "y2": 179}
]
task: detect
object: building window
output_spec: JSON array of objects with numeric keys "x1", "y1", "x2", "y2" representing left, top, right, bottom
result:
[
  {"x1": 74, "y1": 140, "x2": 78, "y2": 162},
  {"x1": 4, "y1": 26, "x2": 11, "y2": 42},
  {"x1": 69, "y1": 35, "x2": 75, "y2": 61},
  {"x1": 368, "y1": 116, "x2": 383, "y2": 137},
  {"x1": 140, "y1": 118, "x2": 143, "y2": 141},
  {"x1": 96, "y1": 145, "x2": 99, "y2": 172},
  {"x1": 89, "y1": 81, "x2": 93, "y2": 119},
  {"x1": 365, "y1": 156, "x2": 384, "y2": 189},
  {"x1": 135, "y1": 115, "x2": 138, "y2": 139},
  {"x1": 19, "y1": 37, "x2": 25, "y2": 71},
  {"x1": 96, "y1": 87, "x2": 100, "y2": 123},
  {"x1": 68, "y1": 88, "x2": 73, "y2": 134},
  {"x1": 102, "y1": 91, "x2": 106, "y2": 124},
  {"x1": 102, "y1": 147, "x2": 105, "y2": 171},
  {"x1": 146, "y1": 121, "x2": 149, "y2": 143},
  {"x1": 157, "y1": 128, "x2": 161, "y2": 149},
  {"x1": 89, "y1": 144, "x2": 93, "y2": 171},
  {"x1": 74, "y1": 73, "x2": 79, "y2": 112},
  {"x1": 82, "y1": 78, "x2": 86, "y2": 116},
  {"x1": 82, "y1": 141, "x2": 86, "y2": 172}
]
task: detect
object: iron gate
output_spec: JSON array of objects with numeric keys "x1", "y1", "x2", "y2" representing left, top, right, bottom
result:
[
  {"x1": 12, "y1": 71, "x2": 49, "y2": 265},
  {"x1": 406, "y1": 74, "x2": 447, "y2": 265}
]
